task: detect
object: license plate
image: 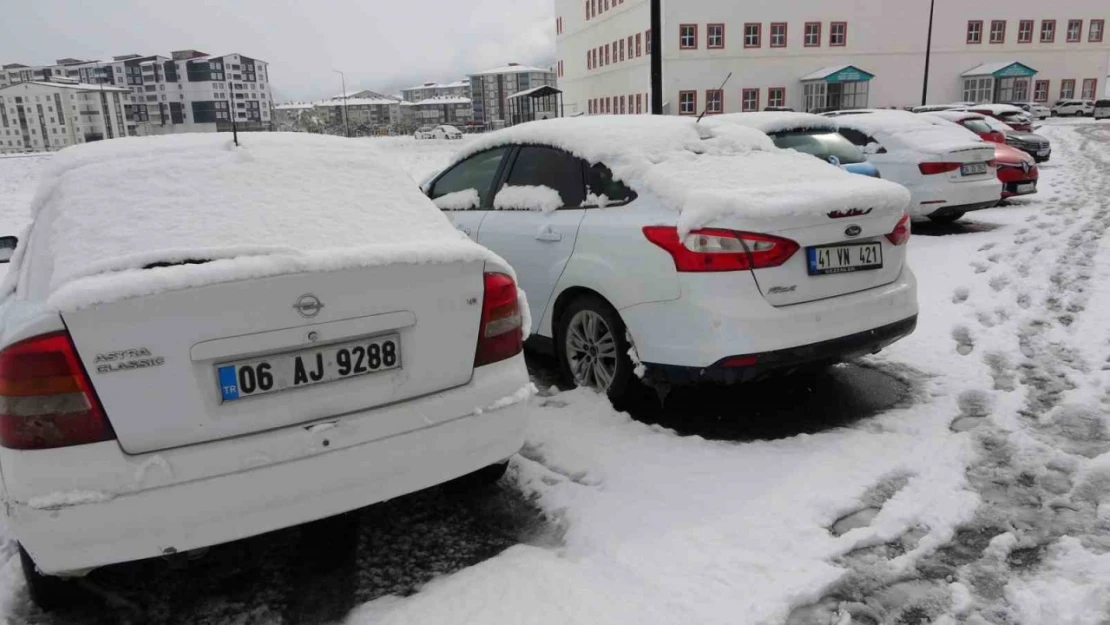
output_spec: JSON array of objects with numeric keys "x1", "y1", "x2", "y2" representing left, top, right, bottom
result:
[
  {"x1": 807, "y1": 242, "x2": 883, "y2": 276},
  {"x1": 1016, "y1": 183, "x2": 1036, "y2": 193},
  {"x1": 1037, "y1": 149, "x2": 1049, "y2": 156},
  {"x1": 961, "y1": 163, "x2": 988, "y2": 176},
  {"x1": 217, "y1": 334, "x2": 401, "y2": 402}
]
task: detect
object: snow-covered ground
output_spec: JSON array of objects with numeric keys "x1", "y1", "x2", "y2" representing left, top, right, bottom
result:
[{"x1": 1, "y1": 124, "x2": 1109, "y2": 624}]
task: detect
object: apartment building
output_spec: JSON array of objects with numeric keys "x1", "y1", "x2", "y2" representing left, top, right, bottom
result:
[
  {"x1": 400, "y1": 80, "x2": 470, "y2": 103},
  {"x1": 554, "y1": 0, "x2": 1110, "y2": 115},
  {"x1": 316, "y1": 93, "x2": 401, "y2": 131},
  {"x1": 468, "y1": 63, "x2": 558, "y2": 128},
  {"x1": 0, "y1": 78, "x2": 132, "y2": 154},
  {"x1": 0, "y1": 49, "x2": 274, "y2": 137}
]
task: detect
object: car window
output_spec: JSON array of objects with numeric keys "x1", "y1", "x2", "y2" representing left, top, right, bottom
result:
[
  {"x1": 585, "y1": 162, "x2": 637, "y2": 206},
  {"x1": 770, "y1": 131, "x2": 866, "y2": 164},
  {"x1": 501, "y1": 146, "x2": 586, "y2": 209},
  {"x1": 429, "y1": 147, "x2": 509, "y2": 210},
  {"x1": 961, "y1": 119, "x2": 994, "y2": 135}
]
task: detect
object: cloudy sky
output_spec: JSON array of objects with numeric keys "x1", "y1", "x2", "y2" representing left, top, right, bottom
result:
[{"x1": 1, "y1": 0, "x2": 557, "y2": 101}]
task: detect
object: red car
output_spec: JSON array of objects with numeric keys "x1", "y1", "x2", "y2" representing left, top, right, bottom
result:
[{"x1": 924, "y1": 111, "x2": 1038, "y2": 199}]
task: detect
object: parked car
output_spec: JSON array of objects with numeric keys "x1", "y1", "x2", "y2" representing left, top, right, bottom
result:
[
  {"x1": 957, "y1": 103, "x2": 1034, "y2": 132},
  {"x1": 415, "y1": 124, "x2": 464, "y2": 140},
  {"x1": 975, "y1": 114, "x2": 1053, "y2": 162},
  {"x1": 1006, "y1": 102, "x2": 1051, "y2": 120},
  {"x1": 717, "y1": 112, "x2": 880, "y2": 177},
  {"x1": 824, "y1": 110, "x2": 1000, "y2": 223},
  {"x1": 763, "y1": 106, "x2": 796, "y2": 112},
  {"x1": 1052, "y1": 100, "x2": 1095, "y2": 117},
  {"x1": 0, "y1": 134, "x2": 532, "y2": 608},
  {"x1": 921, "y1": 112, "x2": 1038, "y2": 199},
  {"x1": 1094, "y1": 99, "x2": 1110, "y2": 120},
  {"x1": 424, "y1": 116, "x2": 917, "y2": 403},
  {"x1": 910, "y1": 104, "x2": 963, "y2": 114}
]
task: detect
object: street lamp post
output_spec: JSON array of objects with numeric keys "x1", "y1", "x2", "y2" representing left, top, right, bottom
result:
[
  {"x1": 333, "y1": 69, "x2": 350, "y2": 138},
  {"x1": 922, "y1": 0, "x2": 936, "y2": 106},
  {"x1": 650, "y1": 0, "x2": 662, "y2": 114}
]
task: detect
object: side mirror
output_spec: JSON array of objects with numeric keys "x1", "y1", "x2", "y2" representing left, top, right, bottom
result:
[{"x1": 0, "y1": 236, "x2": 17, "y2": 264}]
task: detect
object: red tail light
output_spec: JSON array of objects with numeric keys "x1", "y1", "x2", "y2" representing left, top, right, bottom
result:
[
  {"x1": 474, "y1": 273, "x2": 523, "y2": 367},
  {"x1": 918, "y1": 162, "x2": 961, "y2": 175},
  {"x1": 0, "y1": 332, "x2": 115, "y2": 450},
  {"x1": 643, "y1": 226, "x2": 799, "y2": 272},
  {"x1": 886, "y1": 213, "x2": 911, "y2": 246}
]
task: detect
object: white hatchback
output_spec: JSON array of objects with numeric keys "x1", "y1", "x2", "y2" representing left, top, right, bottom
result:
[
  {"x1": 416, "y1": 125, "x2": 465, "y2": 140},
  {"x1": 825, "y1": 110, "x2": 1001, "y2": 223},
  {"x1": 0, "y1": 134, "x2": 532, "y2": 608},
  {"x1": 424, "y1": 117, "x2": 918, "y2": 403}
]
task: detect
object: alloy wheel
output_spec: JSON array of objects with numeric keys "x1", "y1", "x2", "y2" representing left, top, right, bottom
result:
[{"x1": 564, "y1": 310, "x2": 618, "y2": 391}]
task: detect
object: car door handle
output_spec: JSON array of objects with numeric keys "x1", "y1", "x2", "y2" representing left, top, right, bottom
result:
[{"x1": 535, "y1": 229, "x2": 563, "y2": 243}]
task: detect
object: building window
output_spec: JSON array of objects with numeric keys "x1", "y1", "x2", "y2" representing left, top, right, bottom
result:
[
  {"x1": 1081, "y1": 79, "x2": 1098, "y2": 100},
  {"x1": 804, "y1": 22, "x2": 822, "y2": 47},
  {"x1": 705, "y1": 89, "x2": 723, "y2": 114},
  {"x1": 636, "y1": 93, "x2": 642, "y2": 114},
  {"x1": 619, "y1": 38, "x2": 625, "y2": 61},
  {"x1": 744, "y1": 23, "x2": 761, "y2": 48},
  {"x1": 770, "y1": 22, "x2": 787, "y2": 47},
  {"x1": 1040, "y1": 20, "x2": 1055, "y2": 43},
  {"x1": 1018, "y1": 19, "x2": 1034, "y2": 43},
  {"x1": 680, "y1": 24, "x2": 698, "y2": 49},
  {"x1": 647, "y1": 29, "x2": 652, "y2": 54},
  {"x1": 636, "y1": 33, "x2": 643, "y2": 56},
  {"x1": 605, "y1": 44, "x2": 610, "y2": 64},
  {"x1": 741, "y1": 88, "x2": 759, "y2": 112},
  {"x1": 1060, "y1": 79, "x2": 1075, "y2": 99},
  {"x1": 1033, "y1": 80, "x2": 1050, "y2": 102},
  {"x1": 767, "y1": 87, "x2": 785, "y2": 108},
  {"x1": 707, "y1": 24, "x2": 725, "y2": 49},
  {"x1": 830, "y1": 22, "x2": 847, "y2": 46},
  {"x1": 967, "y1": 20, "x2": 983, "y2": 44},
  {"x1": 678, "y1": 90, "x2": 696, "y2": 115},
  {"x1": 628, "y1": 35, "x2": 634, "y2": 58},
  {"x1": 1091, "y1": 19, "x2": 1105, "y2": 42},
  {"x1": 990, "y1": 20, "x2": 1006, "y2": 44},
  {"x1": 962, "y1": 77, "x2": 994, "y2": 103},
  {"x1": 1066, "y1": 19, "x2": 1082, "y2": 42}
]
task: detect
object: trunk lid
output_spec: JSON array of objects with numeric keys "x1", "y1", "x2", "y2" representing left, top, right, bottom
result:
[{"x1": 64, "y1": 262, "x2": 485, "y2": 454}]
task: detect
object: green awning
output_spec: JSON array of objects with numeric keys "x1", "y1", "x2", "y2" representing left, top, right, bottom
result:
[
  {"x1": 800, "y1": 65, "x2": 875, "y2": 84},
  {"x1": 961, "y1": 61, "x2": 1038, "y2": 79}
]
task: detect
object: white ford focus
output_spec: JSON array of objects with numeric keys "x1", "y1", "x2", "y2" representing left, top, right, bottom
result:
[
  {"x1": 424, "y1": 117, "x2": 918, "y2": 403},
  {"x1": 0, "y1": 134, "x2": 532, "y2": 608}
]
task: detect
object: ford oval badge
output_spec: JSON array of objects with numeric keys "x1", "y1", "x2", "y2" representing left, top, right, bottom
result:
[{"x1": 845, "y1": 225, "x2": 863, "y2": 238}]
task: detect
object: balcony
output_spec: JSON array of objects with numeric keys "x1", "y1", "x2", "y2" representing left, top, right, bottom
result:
[{"x1": 78, "y1": 108, "x2": 101, "y2": 117}]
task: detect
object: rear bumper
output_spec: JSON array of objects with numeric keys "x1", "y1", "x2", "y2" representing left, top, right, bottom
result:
[
  {"x1": 3, "y1": 355, "x2": 532, "y2": 575},
  {"x1": 906, "y1": 178, "x2": 1001, "y2": 219},
  {"x1": 646, "y1": 315, "x2": 917, "y2": 384},
  {"x1": 925, "y1": 199, "x2": 1000, "y2": 219}
]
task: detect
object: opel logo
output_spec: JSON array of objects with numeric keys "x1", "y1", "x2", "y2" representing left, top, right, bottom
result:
[
  {"x1": 294, "y1": 294, "x2": 324, "y2": 318},
  {"x1": 845, "y1": 225, "x2": 863, "y2": 238}
]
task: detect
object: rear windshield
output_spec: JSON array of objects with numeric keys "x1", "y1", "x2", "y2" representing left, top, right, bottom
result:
[
  {"x1": 770, "y1": 130, "x2": 866, "y2": 164},
  {"x1": 961, "y1": 119, "x2": 994, "y2": 135}
]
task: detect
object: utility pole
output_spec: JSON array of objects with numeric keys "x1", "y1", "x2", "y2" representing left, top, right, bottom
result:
[
  {"x1": 227, "y1": 93, "x2": 239, "y2": 147},
  {"x1": 650, "y1": 0, "x2": 663, "y2": 114},
  {"x1": 334, "y1": 69, "x2": 350, "y2": 138},
  {"x1": 921, "y1": 0, "x2": 936, "y2": 106}
]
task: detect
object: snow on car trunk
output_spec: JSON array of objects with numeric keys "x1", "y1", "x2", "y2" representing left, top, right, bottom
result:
[{"x1": 20, "y1": 133, "x2": 505, "y2": 453}]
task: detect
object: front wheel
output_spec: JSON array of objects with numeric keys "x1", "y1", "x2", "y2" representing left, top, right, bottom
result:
[
  {"x1": 556, "y1": 296, "x2": 645, "y2": 407},
  {"x1": 928, "y1": 211, "x2": 966, "y2": 224}
]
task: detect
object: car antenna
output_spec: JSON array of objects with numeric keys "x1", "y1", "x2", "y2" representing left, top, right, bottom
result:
[{"x1": 697, "y1": 72, "x2": 733, "y2": 123}]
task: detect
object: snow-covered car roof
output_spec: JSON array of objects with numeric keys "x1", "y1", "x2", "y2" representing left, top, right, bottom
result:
[
  {"x1": 828, "y1": 110, "x2": 986, "y2": 154},
  {"x1": 442, "y1": 117, "x2": 909, "y2": 235},
  {"x1": 714, "y1": 112, "x2": 837, "y2": 135},
  {"x1": 921, "y1": 110, "x2": 988, "y2": 124},
  {"x1": 960, "y1": 103, "x2": 1027, "y2": 115},
  {"x1": 15, "y1": 133, "x2": 497, "y2": 310}
]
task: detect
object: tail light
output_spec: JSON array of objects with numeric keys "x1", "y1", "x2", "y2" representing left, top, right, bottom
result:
[
  {"x1": 474, "y1": 273, "x2": 523, "y2": 367},
  {"x1": 918, "y1": 162, "x2": 961, "y2": 175},
  {"x1": 643, "y1": 226, "x2": 799, "y2": 272},
  {"x1": 0, "y1": 332, "x2": 115, "y2": 450},
  {"x1": 886, "y1": 213, "x2": 911, "y2": 246}
]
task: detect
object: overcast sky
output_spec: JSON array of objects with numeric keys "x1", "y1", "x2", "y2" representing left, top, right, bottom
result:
[{"x1": 1, "y1": 0, "x2": 556, "y2": 101}]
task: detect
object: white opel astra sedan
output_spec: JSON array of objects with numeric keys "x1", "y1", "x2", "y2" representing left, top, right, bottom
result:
[
  {"x1": 0, "y1": 133, "x2": 532, "y2": 608},
  {"x1": 424, "y1": 117, "x2": 918, "y2": 404}
]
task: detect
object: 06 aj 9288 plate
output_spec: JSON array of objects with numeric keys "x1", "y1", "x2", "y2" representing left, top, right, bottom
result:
[
  {"x1": 806, "y1": 242, "x2": 883, "y2": 276},
  {"x1": 217, "y1": 334, "x2": 401, "y2": 402}
]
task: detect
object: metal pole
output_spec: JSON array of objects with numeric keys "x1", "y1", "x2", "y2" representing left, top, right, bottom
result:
[
  {"x1": 650, "y1": 0, "x2": 663, "y2": 114},
  {"x1": 334, "y1": 69, "x2": 349, "y2": 137},
  {"x1": 228, "y1": 93, "x2": 239, "y2": 146},
  {"x1": 921, "y1": 0, "x2": 936, "y2": 106}
]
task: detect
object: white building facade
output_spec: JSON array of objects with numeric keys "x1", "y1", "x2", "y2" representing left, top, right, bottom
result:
[
  {"x1": 0, "y1": 79, "x2": 133, "y2": 154},
  {"x1": 554, "y1": 0, "x2": 1110, "y2": 116},
  {"x1": 400, "y1": 80, "x2": 470, "y2": 103}
]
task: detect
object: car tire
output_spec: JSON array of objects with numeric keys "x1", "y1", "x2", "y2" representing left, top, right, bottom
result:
[
  {"x1": 446, "y1": 460, "x2": 509, "y2": 492},
  {"x1": 555, "y1": 295, "x2": 647, "y2": 408},
  {"x1": 19, "y1": 544, "x2": 77, "y2": 611},
  {"x1": 927, "y1": 211, "x2": 966, "y2": 224}
]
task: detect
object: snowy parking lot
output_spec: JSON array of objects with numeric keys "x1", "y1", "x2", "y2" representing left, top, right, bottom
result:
[{"x1": 0, "y1": 120, "x2": 1108, "y2": 624}]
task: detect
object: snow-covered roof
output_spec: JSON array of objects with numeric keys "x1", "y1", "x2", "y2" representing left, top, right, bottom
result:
[
  {"x1": 404, "y1": 80, "x2": 469, "y2": 91},
  {"x1": 829, "y1": 110, "x2": 986, "y2": 154},
  {"x1": 961, "y1": 61, "x2": 1037, "y2": 78},
  {"x1": 958, "y1": 103, "x2": 1028, "y2": 116},
  {"x1": 414, "y1": 96, "x2": 471, "y2": 105},
  {"x1": 921, "y1": 110, "x2": 986, "y2": 124},
  {"x1": 507, "y1": 85, "x2": 561, "y2": 100},
  {"x1": 274, "y1": 103, "x2": 314, "y2": 110},
  {"x1": 800, "y1": 65, "x2": 875, "y2": 82},
  {"x1": 315, "y1": 97, "x2": 398, "y2": 107},
  {"x1": 470, "y1": 64, "x2": 552, "y2": 76},
  {"x1": 443, "y1": 117, "x2": 909, "y2": 235},
  {"x1": 21, "y1": 133, "x2": 498, "y2": 311},
  {"x1": 0, "y1": 81, "x2": 129, "y2": 93},
  {"x1": 716, "y1": 112, "x2": 837, "y2": 134}
]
